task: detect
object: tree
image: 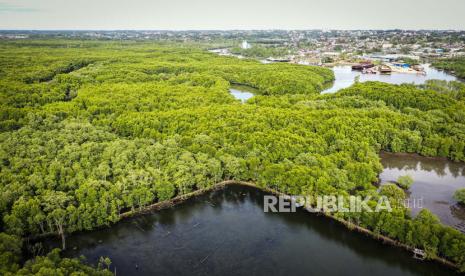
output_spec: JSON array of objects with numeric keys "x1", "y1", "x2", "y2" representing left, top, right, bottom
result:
[
  {"x1": 454, "y1": 189, "x2": 465, "y2": 205},
  {"x1": 0, "y1": 233, "x2": 22, "y2": 274},
  {"x1": 397, "y1": 175, "x2": 413, "y2": 189},
  {"x1": 41, "y1": 191, "x2": 72, "y2": 250},
  {"x1": 99, "y1": 256, "x2": 112, "y2": 270},
  {"x1": 379, "y1": 183, "x2": 406, "y2": 206},
  {"x1": 16, "y1": 249, "x2": 112, "y2": 275},
  {"x1": 1, "y1": 39, "x2": 465, "y2": 271}
]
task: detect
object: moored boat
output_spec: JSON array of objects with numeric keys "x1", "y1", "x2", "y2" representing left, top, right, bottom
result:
[
  {"x1": 379, "y1": 65, "x2": 392, "y2": 74},
  {"x1": 352, "y1": 61, "x2": 374, "y2": 71}
]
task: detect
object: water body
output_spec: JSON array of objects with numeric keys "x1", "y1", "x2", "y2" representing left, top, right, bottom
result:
[
  {"x1": 229, "y1": 84, "x2": 256, "y2": 103},
  {"x1": 379, "y1": 152, "x2": 465, "y2": 232},
  {"x1": 49, "y1": 185, "x2": 457, "y2": 275},
  {"x1": 322, "y1": 64, "x2": 457, "y2": 93}
]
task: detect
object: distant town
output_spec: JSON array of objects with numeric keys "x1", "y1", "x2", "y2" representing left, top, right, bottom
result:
[
  {"x1": 2, "y1": 29, "x2": 464, "y2": 75},
  {"x1": 205, "y1": 30, "x2": 465, "y2": 75}
]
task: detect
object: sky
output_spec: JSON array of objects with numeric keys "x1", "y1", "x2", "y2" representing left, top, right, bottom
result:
[{"x1": 0, "y1": 0, "x2": 464, "y2": 30}]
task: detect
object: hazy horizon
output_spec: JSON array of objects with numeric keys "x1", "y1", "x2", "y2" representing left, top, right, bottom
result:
[
  {"x1": 1, "y1": 28, "x2": 464, "y2": 31},
  {"x1": 1, "y1": 0, "x2": 464, "y2": 30}
]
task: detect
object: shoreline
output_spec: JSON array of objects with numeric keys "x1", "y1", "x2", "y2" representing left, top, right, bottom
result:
[
  {"x1": 118, "y1": 180, "x2": 460, "y2": 271},
  {"x1": 31, "y1": 179, "x2": 460, "y2": 272},
  {"x1": 379, "y1": 150, "x2": 464, "y2": 163},
  {"x1": 429, "y1": 65, "x2": 465, "y2": 83}
]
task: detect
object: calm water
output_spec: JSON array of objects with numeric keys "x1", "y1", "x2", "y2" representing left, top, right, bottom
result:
[
  {"x1": 49, "y1": 185, "x2": 457, "y2": 275},
  {"x1": 379, "y1": 152, "x2": 465, "y2": 232},
  {"x1": 229, "y1": 84, "x2": 255, "y2": 102},
  {"x1": 322, "y1": 64, "x2": 457, "y2": 93}
]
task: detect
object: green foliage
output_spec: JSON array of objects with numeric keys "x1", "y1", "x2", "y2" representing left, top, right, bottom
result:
[
  {"x1": 0, "y1": 233, "x2": 22, "y2": 274},
  {"x1": 98, "y1": 256, "x2": 112, "y2": 270},
  {"x1": 13, "y1": 249, "x2": 112, "y2": 276},
  {"x1": 397, "y1": 175, "x2": 414, "y2": 189},
  {"x1": 0, "y1": 39, "x2": 465, "y2": 271},
  {"x1": 0, "y1": 233, "x2": 110, "y2": 275},
  {"x1": 379, "y1": 183, "x2": 406, "y2": 203},
  {"x1": 419, "y1": 79, "x2": 465, "y2": 101},
  {"x1": 230, "y1": 45, "x2": 291, "y2": 59},
  {"x1": 454, "y1": 188, "x2": 465, "y2": 205},
  {"x1": 433, "y1": 57, "x2": 465, "y2": 79}
]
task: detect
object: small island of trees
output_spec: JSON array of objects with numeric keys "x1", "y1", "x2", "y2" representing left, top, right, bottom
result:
[{"x1": 455, "y1": 189, "x2": 465, "y2": 206}]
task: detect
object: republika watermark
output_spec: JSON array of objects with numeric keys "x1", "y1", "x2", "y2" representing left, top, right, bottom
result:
[{"x1": 263, "y1": 195, "x2": 423, "y2": 213}]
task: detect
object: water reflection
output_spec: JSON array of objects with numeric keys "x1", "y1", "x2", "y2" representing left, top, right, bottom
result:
[
  {"x1": 47, "y1": 185, "x2": 457, "y2": 275},
  {"x1": 322, "y1": 64, "x2": 457, "y2": 93},
  {"x1": 379, "y1": 152, "x2": 465, "y2": 232},
  {"x1": 229, "y1": 84, "x2": 256, "y2": 103}
]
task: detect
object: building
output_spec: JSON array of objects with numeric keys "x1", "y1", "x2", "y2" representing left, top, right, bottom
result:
[{"x1": 241, "y1": 40, "x2": 251, "y2": 49}]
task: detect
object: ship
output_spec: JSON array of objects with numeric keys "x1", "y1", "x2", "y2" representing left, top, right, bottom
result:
[
  {"x1": 266, "y1": 57, "x2": 291, "y2": 63},
  {"x1": 412, "y1": 64, "x2": 426, "y2": 75},
  {"x1": 352, "y1": 61, "x2": 375, "y2": 71},
  {"x1": 379, "y1": 65, "x2": 392, "y2": 74}
]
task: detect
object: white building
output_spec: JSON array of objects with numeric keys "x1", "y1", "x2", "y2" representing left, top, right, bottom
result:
[{"x1": 241, "y1": 40, "x2": 251, "y2": 49}]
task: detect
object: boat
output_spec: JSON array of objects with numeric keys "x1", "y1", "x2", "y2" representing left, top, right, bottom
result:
[
  {"x1": 413, "y1": 248, "x2": 426, "y2": 260},
  {"x1": 413, "y1": 65, "x2": 426, "y2": 75},
  {"x1": 412, "y1": 64, "x2": 424, "y2": 71},
  {"x1": 266, "y1": 57, "x2": 291, "y2": 63},
  {"x1": 362, "y1": 68, "x2": 377, "y2": 74},
  {"x1": 352, "y1": 62, "x2": 374, "y2": 71},
  {"x1": 379, "y1": 65, "x2": 392, "y2": 74}
]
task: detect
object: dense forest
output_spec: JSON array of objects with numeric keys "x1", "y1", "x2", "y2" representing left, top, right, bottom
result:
[
  {"x1": 1, "y1": 40, "x2": 465, "y2": 274},
  {"x1": 230, "y1": 45, "x2": 292, "y2": 59}
]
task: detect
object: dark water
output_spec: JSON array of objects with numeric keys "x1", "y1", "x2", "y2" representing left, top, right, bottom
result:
[
  {"x1": 49, "y1": 185, "x2": 457, "y2": 275},
  {"x1": 229, "y1": 84, "x2": 255, "y2": 102},
  {"x1": 322, "y1": 64, "x2": 457, "y2": 93},
  {"x1": 379, "y1": 152, "x2": 465, "y2": 232}
]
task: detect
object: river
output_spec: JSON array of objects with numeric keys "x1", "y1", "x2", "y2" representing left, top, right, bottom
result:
[
  {"x1": 379, "y1": 152, "x2": 465, "y2": 232},
  {"x1": 47, "y1": 185, "x2": 457, "y2": 275},
  {"x1": 322, "y1": 64, "x2": 457, "y2": 93}
]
